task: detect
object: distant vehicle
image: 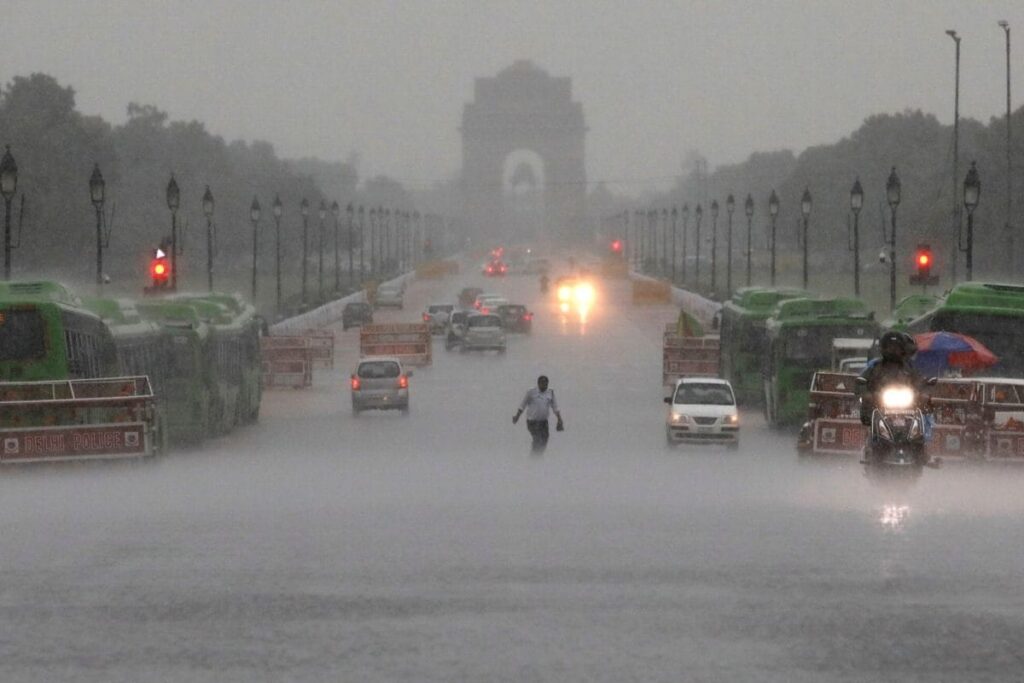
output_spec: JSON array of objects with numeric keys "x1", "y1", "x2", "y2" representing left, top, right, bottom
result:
[
  {"x1": 342, "y1": 302, "x2": 374, "y2": 330},
  {"x1": 473, "y1": 293, "x2": 504, "y2": 311},
  {"x1": 665, "y1": 378, "x2": 740, "y2": 449},
  {"x1": 832, "y1": 338, "x2": 873, "y2": 372},
  {"x1": 351, "y1": 357, "x2": 411, "y2": 415},
  {"x1": 459, "y1": 287, "x2": 484, "y2": 309},
  {"x1": 445, "y1": 310, "x2": 471, "y2": 350},
  {"x1": 483, "y1": 260, "x2": 508, "y2": 276},
  {"x1": 374, "y1": 284, "x2": 404, "y2": 309},
  {"x1": 462, "y1": 313, "x2": 507, "y2": 352},
  {"x1": 497, "y1": 304, "x2": 533, "y2": 333},
  {"x1": 422, "y1": 304, "x2": 454, "y2": 334},
  {"x1": 478, "y1": 297, "x2": 509, "y2": 315}
]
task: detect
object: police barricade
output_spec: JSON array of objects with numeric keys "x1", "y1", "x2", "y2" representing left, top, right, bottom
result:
[
  {"x1": 662, "y1": 327, "x2": 720, "y2": 386},
  {"x1": 0, "y1": 376, "x2": 160, "y2": 464},
  {"x1": 976, "y1": 379, "x2": 1024, "y2": 461},
  {"x1": 360, "y1": 323, "x2": 432, "y2": 367},
  {"x1": 300, "y1": 329, "x2": 335, "y2": 370},
  {"x1": 261, "y1": 336, "x2": 314, "y2": 389},
  {"x1": 801, "y1": 372, "x2": 980, "y2": 457},
  {"x1": 415, "y1": 259, "x2": 460, "y2": 279},
  {"x1": 633, "y1": 279, "x2": 672, "y2": 304}
]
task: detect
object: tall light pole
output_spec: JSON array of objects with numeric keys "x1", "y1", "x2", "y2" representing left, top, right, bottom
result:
[
  {"x1": 202, "y1": 185, "x2": 214, "y2": 292},
  {"x1": 768, "y1": 189, "x2": 779, "y2": 286},
  {"x1": 670, "y1": 207, "x2": 678, "y2": 282},
  {"x1": 272, "y1": 195, "x2": 282, "y2": 317},
  {"x1": 331, "y1": 200, "x2": 340, "y2": 294},
  {"x1": 346, "y1": 203, "x2": 355, "y2": 289},
  {"x1": 725, "y1": 194, "x2": 735, "y2": 295},
  {"x1": 358, "y1": 205, "x2": 365, "y2": 282},
  {"x1": 635, "y1": 209, "x2": 643, "y2": 271},
  {"x1": 166, "y1": 174, "x2": 180, "y2": 291},
  {"x1": 681, "y1": 203, "x2": 689, "y2": 284},
  {"x1": 947, "y1": 29, "x2": 961, "y2": 283},
  {"x1": 647, "y1": 210, "x2": 656, "y2": 272},
  {"x1": 744, "y1": 194, "x2": 754, "y2": 286},
  {"x1": 999, "y1": 20, "x2": 1013, "y2": 275},
  {"x1": 384, "y1": 208, "x2": 392, "y2": 274},
  {"x1": 800, "y1": 188, "x2": 812, "y2": 290},
  {"x1": 89, "y1": 164, "x2": 106, "y2": 291},
  {"x1": 885, "y1": 168, "x2": 901, "y2": 310},
  {"x1": 0, "y1": 146, "x2": 16, "y2": 281},
  {"x1": 300, "y1": 198, "x2": 309, "y2": 308},
  {"x1": 710, "y1": 200, "x2": 719, "y2": 293},
  {"x1": 369, "y1": 208, "x2": 377, "y2": 276},
  {"x1": 318, "y1": 200, "x2": 326, "y2": 302},
  {"x1": 694, "y1": 204, "x2": 703, "y2": 288},
  {"x1": 661, "y1": 208, "x2": 668, "y2": 275},
  {"x1": 250, "y1": 196, "x2": 261, "y2": 302},
  {"x1": 962, "y1": 161, "x2": 981, "y2": 281},
  {"x1": 849, "y1": 178, "x2": 863, "y2": 296}
]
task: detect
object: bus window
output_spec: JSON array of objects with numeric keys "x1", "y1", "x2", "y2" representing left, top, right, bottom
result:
[{"x1": 0, "y1": 309, "x2": 46, "y2": 361}]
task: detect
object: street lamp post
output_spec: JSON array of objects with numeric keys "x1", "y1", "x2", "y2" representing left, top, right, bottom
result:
[
  {"x1": 358, "y1": 206, "x2": 365, "y2": 282},
  {"x1": 999, "y1": 20, "x2": 1013, "y2": 275},
  {"x1": 369, "y1": 208, "x2": 377, "y2": 276},
  {"x1": 661, "y1": 208, "x2": 668, "y2": 275},
  {"x1": 300, "y1": 198, "x2": 309, "y2": 309},
  {"x1": 744, "y1": 194, "x2": 754, "y2": 286},
  {"x1": 89, "y1": 164, "x2": 106, "y2": 290},
  {"x1": 347, "y1": 203, "x2": 355, "y2": 289},
  {"x1": 849, "y1": 178, "x2": 863, "y2": 296},
  {"x1": 681, "y1": 204, "x2": 689, "y2": 284},
  {"x1": 947, "y1": 29, "x2": 962, "y2": 283},
  {"x1": 800, "y1": 188, "x2": 812, "y2": 290},
  {"x1": 962, "y1": 161, "x2": 981, "y2": 281},
  {"x1": 694, "y1": 204, "x2": 703, "y2": 288},
  {"x1": 725, "y1": 194, "x2": 735, "y2": 295},
  {"x1": 885, "y1": 167, "x2": 901, "y2": 310},
  {"x1": 331, "y1": 200, "x2": 340, "y2": 294},
  {"x1": 671, "y1": 207, "x2": 678, "y2": 282},
  {"x1": 272, "y1": 195, "x2": 282, "y2": 317},
  {"x1": 635, "y1": 210, "x2": 643, "y2": 271},
  {"x1": 250, "y1": 196, "x2": 261, "y2": 302},
  {"x1": 710, "y1": 200, "x2": 719, "y2": 294},
  {"x1": 166, "y1": 175, "x2": 180, "y2": 291},
  {"x1": 768, "y1": 190, "x2": 779, "y2": 286},
  {"x1": 202, "y1": 185, "x2": 214, "y2": 292},
  {"x1": 0, "y1": 146, "x2": 17, "y2": 280},
  {"x1": 318, "y1": 200, "x2": 327, "y2": 302}
]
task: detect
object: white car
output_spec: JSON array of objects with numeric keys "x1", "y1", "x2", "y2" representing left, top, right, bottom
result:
[
  {"x1": 477, "y1": 296, "x2": 509, "y2": 315},
  {"x1": 351, "y1": 357, "x2": 411, "y2": 415},
  {"x1": 664, "y1": 378, "x2": 739, "y2": 448},
  {"x1": 422, "y1": 304, "x2": 454, "y2": 334},
  {"x1": 374, "y1": 284, "x2": 404, "y2": 309},
  {"x1": 472, "y1": 293, "x2": 501, "y2": 310},
  {"x1": 461, "y1": 313, "x2": 507, "y2": 352}
]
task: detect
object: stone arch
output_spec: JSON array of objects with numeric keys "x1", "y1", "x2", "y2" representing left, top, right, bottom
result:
[{"x1": 461, "y1": 61, "x2": 587, "y2": 243}]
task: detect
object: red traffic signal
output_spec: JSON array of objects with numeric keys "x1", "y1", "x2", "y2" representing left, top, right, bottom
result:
[
  {"x1": 909, "y1": 243, "x2": 938, "y2": 286},
  {"x1": 150, "y1": 248, "x2": 170, "y2": 289},
  {"x1": 610, "y1": 239, "x2": 623, "y2": 253}
]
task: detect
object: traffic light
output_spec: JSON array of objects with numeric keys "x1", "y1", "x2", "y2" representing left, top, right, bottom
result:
[
  {"x1": 610, "y1": 239, "x2": 623, "y2": 254},
  {"x1": 148, "y1": 248, "x2": 170, "y2": 291},
  {"x1": 909, "y1": 243, "x2": 939, "y2": 286}
]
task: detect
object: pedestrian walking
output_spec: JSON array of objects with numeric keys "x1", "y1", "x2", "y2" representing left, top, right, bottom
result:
[{"x1": 513, "y1": 375, "x2": 564, "y2": 454}]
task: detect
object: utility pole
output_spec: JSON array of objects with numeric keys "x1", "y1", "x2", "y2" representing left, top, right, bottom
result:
[
  {"x1": 1000, "y1": 21, "x2": 1013, "y2": 275},
  {"x1": 947, "y1": 29, "x2": 961, "y2": 283}
]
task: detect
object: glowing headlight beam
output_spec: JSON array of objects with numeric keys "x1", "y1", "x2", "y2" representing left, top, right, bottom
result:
[{"x1": 880, "y1": 386, "x2": 915, "y2": 410}]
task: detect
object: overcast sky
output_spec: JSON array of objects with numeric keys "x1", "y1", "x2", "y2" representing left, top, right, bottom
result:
[{"x1": 2, "y1": 0, "x2": 1023, "y2": 194}]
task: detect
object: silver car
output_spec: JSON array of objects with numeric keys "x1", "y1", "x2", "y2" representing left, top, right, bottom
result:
[
  {"x1": 423, "y1": 303, "x2": 454, "y2": 334},
  {"x1": 374, "y1": 284, "x2": 404, "y2": 309},
  {"x1": 462, "y1": 313, "x2": 507, "y2": 352},
  {"x1": 351, "y1": 357, "x2": 411, "y2": 415}
]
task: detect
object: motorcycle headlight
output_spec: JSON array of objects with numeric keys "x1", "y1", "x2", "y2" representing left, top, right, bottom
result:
[{"x1": 881, "y1": 386, "x2": 915, "y2": 410}]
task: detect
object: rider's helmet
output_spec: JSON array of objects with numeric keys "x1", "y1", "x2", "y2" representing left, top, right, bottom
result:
[{"x1": 878, "y1": 331, "x2": 905, "y2": 362}]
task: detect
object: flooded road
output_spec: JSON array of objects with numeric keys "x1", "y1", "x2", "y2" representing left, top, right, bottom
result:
[{"x1": 1, "y1": 268, "x2": 1022, "y2": 682}]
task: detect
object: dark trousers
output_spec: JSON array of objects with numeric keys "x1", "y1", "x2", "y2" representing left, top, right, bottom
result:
[{"x1": 526, "y1": 419, "x2": 550, "y2": 453}]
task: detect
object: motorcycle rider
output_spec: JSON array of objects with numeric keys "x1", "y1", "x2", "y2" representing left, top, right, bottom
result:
[{"x1": 858, "y1": 331, "x2": 928, "y2": 425}]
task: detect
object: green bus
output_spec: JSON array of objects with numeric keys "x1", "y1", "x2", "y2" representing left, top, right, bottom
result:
[
  {"x1": 719, "y1": 287, "x2": 808, "y2": 406},
  {"x1": 906, "y1": 282, "x2": 1024, "y2": 377},
  {"x1": 763, "y1": 297, "x2": 878, "y2": 427},
  {"x1": 136, "y1": 300, "x2": 215, "y2": 443},
  {"x1": 883, "y1": 294, "x2": 939, "y2": 331},
  {"x1": 0, "y1": 281, "x2": 118, "y2": 382}
]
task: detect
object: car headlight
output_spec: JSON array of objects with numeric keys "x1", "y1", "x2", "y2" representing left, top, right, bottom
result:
[
  {"x1": 574, "y1": 282, "x2": 595, "y2": 305},
  {"x1": 725, "y1": 414, "x2": 739, "y2": 425},
  {"x1": 670, "y1": 413, "x2": 688, "y2": 424},
  {"x1": 557, "y1": 285, "x2": 572, "y2": 302},
  {"x1": 881, "y1": 386, "x2": 915, "y2": 410}
]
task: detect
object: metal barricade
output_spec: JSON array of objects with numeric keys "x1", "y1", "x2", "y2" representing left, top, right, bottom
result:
[
  {"x1": 662, "y1": 329, "x2": 720, "y2": 385},
  {"x1": 261, "y1": 336, "x2": 314, "y2": 388},
  {"x1": 360, "y1": 323, "x2": 432, "y2": 366},
  {"x1": 300, "y1": 329, "x2": 336, "y2": 370}
]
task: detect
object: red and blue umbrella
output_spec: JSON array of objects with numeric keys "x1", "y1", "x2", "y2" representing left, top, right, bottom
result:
[{"x1": 912, "y1": 332, "x2": 998, "y2": 376}]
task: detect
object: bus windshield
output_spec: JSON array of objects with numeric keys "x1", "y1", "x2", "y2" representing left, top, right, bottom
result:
[
  {"x1": 783, "y1": 325, "x2": 871, "y2": 368},
  {"x1": 0, "y1": 309, "x2": 46, "y2": 361}
]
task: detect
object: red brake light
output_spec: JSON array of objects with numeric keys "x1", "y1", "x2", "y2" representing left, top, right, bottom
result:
[
  {"x1": 423, "y1": 313, "x2": 430, "y2": 322},
  {"x1": 481, "y1": 307, "x2": 489, "y2": 314},
  {"x1": 398, "y1": 375, "x2": 408, "y2": 389},
  {"x1": 523, "y1": 313, "x2": 533, "y2": 321},
  {"x1": 351, "y1": 377, "x2": 361, "y2": 391}
]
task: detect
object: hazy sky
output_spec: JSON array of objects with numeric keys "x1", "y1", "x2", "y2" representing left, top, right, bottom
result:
[{"x1": 2, "y1": 0, "x2": 1023, "y2": 194}]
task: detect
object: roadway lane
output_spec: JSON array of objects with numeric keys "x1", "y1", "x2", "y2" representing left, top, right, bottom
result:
[{"x1": 1, "y1": 261, "x2": 1023, "y2": 682}]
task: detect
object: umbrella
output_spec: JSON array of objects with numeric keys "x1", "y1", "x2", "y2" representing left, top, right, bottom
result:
[{"x1": 912, "y1": 331, "x2": 998, "y2": 376}]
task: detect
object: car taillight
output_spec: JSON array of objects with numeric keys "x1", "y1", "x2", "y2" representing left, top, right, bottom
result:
[
  {"x1": 523, "y1": 313, "x2": 533, "y2": 321},
  {"x1": 398, "y1": 375, "x2": 408, "y2": 389},
  {"x1": 481, "y1": 307, "x2": 489, "y2": 314},
  {"x1": 351, "y1": 377, "x2": 361, "y2": 391},
  {"x1": 423, "y1": 313, "x2": 430, "y2": 322}
]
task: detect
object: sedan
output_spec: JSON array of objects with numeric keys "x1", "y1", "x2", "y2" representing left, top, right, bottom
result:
[{"x1": 351, "y1": 357, "x2": 412, "y2": 415}]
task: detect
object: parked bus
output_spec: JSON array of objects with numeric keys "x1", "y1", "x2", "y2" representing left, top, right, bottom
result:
[
  {"x1": 763, "y1": 297, "x2": 878, "y2": 427},
  {"x1": 719, "y1": 287, "x2": 807, "y2": 405},
  {"x1": 906, "y1": 282, "x2": 1024, "y2": 377}
]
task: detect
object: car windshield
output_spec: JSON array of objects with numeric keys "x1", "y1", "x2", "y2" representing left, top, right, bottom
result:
[
  {"x1": 675, "y1": 383, "x2": 735, "y2": 406},
  {"x1": 0, "y1": 308, "x2": 46, "y2": 361},
  {"x1": 357, "y1": 361, "x2": 401, "y2": 379},
  {"x1": 468, "y1": 316, "x2": 501, "y2": 328},
  {"x1": 429, "y1": 305, "x2": 453, "y2": 313}
]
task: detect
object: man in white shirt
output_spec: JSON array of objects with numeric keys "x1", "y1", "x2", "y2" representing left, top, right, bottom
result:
[{"x1": 513, "y1": 375, "x2": 564, "y2": 454}]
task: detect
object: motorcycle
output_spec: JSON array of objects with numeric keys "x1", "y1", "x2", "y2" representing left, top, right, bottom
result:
[{"x1": 857, "y1": 376, "x2": 939, "y2": 477}]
